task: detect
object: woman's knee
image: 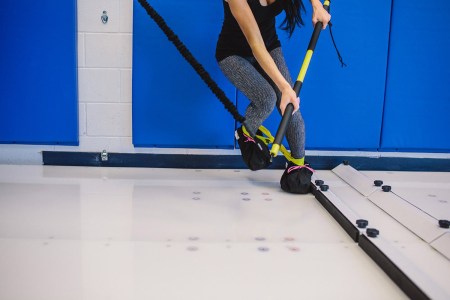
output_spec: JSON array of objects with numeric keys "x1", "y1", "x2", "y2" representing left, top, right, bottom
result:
[
  {"x1": 257, "y1": 86, "x2": 277, "y2": 114},
  {"x1": 289, "y1": 111, "x2": 305, "y2": 130}
]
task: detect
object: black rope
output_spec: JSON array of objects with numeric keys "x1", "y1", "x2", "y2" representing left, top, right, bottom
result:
[
  {"x1": 137, "y1": 0, "x2": 246, "y2": 124},
  {"x1": 328, "y1": 22, "x2": 347, "y2": 67}
]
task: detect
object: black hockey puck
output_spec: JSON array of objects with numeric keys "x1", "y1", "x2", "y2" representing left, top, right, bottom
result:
[
  {"x1": 438, "y1": 220, "x2": 450, "y2": 229},
  {"x1": 320, "y1": 185, "x2": 329, "y2": 192},
  {"x1": 374, "y1": 180, "x2": 383, "y2": 187},
  {"x1": 315, "y1": 180, "x2": 324, "y2": 186},
  {"x1": 366, "y1": 228, "x2": 380, "y2": 238},
  {"x1": 382, "y1": 185, "x2": 391, "y2": 192},
  {"x1": 356, "y1": 219, "x2": 369, "y2": 229}
]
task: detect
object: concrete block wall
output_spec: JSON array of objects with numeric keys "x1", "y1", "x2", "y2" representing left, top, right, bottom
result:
[{"x1": 77, "y1": 0, "x2": 133, "y2": 151}]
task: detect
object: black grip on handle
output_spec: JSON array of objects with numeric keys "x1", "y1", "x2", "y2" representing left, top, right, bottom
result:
[
  {"x1": 270, "y1": 76, "x2": 303, "y2": 156},
  {"x1": 273, "y1": 103, "x2": 294, "y2": 146},
  {"x1": 272, "y1": 79, "x2": 302, "y2": 150}
]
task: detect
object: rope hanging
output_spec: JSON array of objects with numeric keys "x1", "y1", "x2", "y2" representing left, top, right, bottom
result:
[{"x1": 328, "y1": 22, "x2": 347, "y2": 68}]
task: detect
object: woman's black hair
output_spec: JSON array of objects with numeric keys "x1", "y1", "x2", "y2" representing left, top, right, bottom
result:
[{"x1": 280, "y1": 0, "x2": 305, "y2": 37}]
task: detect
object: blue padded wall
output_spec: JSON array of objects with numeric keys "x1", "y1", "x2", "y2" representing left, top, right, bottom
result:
[
  {"x1": 133, "y1": 0, "x2": 449, "y2": 153},
  {"x1": 237, "y1": 1, "x2": 392, "y2": 151},
  {"x1": 0, "y1": 0, "x2": 78, "y2": 145},
  {"x1": 132, "y1": 0, "x2": 236, "y2": 148},
  {"x1": 381, "y1": 0, "x2": 450, "y2": 152}
]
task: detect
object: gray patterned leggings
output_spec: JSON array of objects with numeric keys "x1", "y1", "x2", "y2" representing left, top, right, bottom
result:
[{"x1": 218, "y1": 47, "x2": 305, "y2": 159}]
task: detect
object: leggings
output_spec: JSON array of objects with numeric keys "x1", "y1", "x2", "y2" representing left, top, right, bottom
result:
[{"x1": 218, "y1": 47, "x2": 305, "y2": 159}]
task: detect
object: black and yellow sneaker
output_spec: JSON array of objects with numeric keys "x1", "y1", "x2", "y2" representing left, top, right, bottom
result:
[
  {"x1": 280, "y1": 162, "x2": 314, "y2": 194},
  {"x1": 235, "y1": 126, "x2": 271, "y2": 171}
]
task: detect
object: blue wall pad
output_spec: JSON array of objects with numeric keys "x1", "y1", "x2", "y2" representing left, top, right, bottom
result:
[
  {"x1": 381, "y1": 0, "x2": 450, "y2": 152},
  {"x1": 132, "y1": 0, "x2": 237, "y2": 148},
  {"x1": 237, "y1": 1, "x2": 392, "y2": 151},
  {"x1": 0, "y1": 0, "x2": 78, "y2": 145}
]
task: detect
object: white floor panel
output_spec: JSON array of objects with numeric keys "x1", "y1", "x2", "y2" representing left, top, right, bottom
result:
[
  {"x1": 392, "y1": 187, "x2": 450, "y2": 220},
  {"x1": 0, "y1": 239, "x2": 406, "y2": 300},
  {"x1": 326, "y1": 167, "x2": 450, "y2": 243},
  {"x1": 314, "y1": 168, "x2": 450, "y2": 299},
  {"x1": 320, "y1": 184, "x2": 426, "y2": 243},
  {"x1": 332, "y1": 164, "x2": 379, "y2": 197},
  {"x1": 131, "y1": 242, "x2": 401, "y2": 300},
  {"x1": 2, "y1": 166, "x2": 449, "y2": 299},
  {"x1": 367, "y1": 237, "x2": 450, "y2": 300},
  {"x1": 0, "y1": 239, "x2": 83, "y2": 300},
  {"x1": 368, "y1": 191, "x2": 444, "y2": 243},
  {"x1": 431, "y1": 233, "x2": 450, "y2": 260},
  {"x1": 0, "y1": 165, "x2": 410, "y2": 300},
  {"x1": 361, "y1": 170, "x2": 450, "y2": 221}
]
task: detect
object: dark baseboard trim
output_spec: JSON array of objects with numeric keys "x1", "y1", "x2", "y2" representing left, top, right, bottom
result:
[
  {"x1": 42, "y1": 151, "x2": 287, "y2": 169},
  {"x1": 42, "y1": 151, "x2": 450, "y2": 171}
]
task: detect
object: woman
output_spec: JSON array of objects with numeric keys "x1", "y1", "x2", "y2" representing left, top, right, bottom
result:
[{"x1": 216, "y1": 0, "x2": 330, "y2": 193}]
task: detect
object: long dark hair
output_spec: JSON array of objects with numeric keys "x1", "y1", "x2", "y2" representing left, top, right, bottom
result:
[{"x1": 280, "y1": 0, "x2": 305, "y2": 37}]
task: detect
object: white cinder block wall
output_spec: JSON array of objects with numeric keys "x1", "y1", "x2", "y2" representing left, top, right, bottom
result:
[{"x1": 77, "y1": 0, "x2": 133, "y2": 151}]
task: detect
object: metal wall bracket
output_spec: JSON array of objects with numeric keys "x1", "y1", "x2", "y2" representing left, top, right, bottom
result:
[{"x1": 101, "y1": 150, "x2": 108, "y2": 161}]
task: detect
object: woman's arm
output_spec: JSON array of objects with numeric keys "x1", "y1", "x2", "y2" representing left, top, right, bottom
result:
[{"x1": 227, "y1": 0, "x2": 298, "y2": 116}]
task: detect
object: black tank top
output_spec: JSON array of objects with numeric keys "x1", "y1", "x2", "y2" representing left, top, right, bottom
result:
[{"x1": 215, "y1": 0, "x2": 284, "y2": 61}]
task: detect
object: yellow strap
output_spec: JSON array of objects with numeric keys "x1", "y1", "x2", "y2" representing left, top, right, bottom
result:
[
  {"x1": 242, "y1": 125, "x2": 251, "y2": 137},
  {"x1": 290, "y1": 157, "x2": 305, "y2": 166},
  {"x1": 257, "y1": 126, "x2": 304, "y2": 165},
  {"x1": 240, "y1": 125, "x2": 304, "y2": 165}
]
